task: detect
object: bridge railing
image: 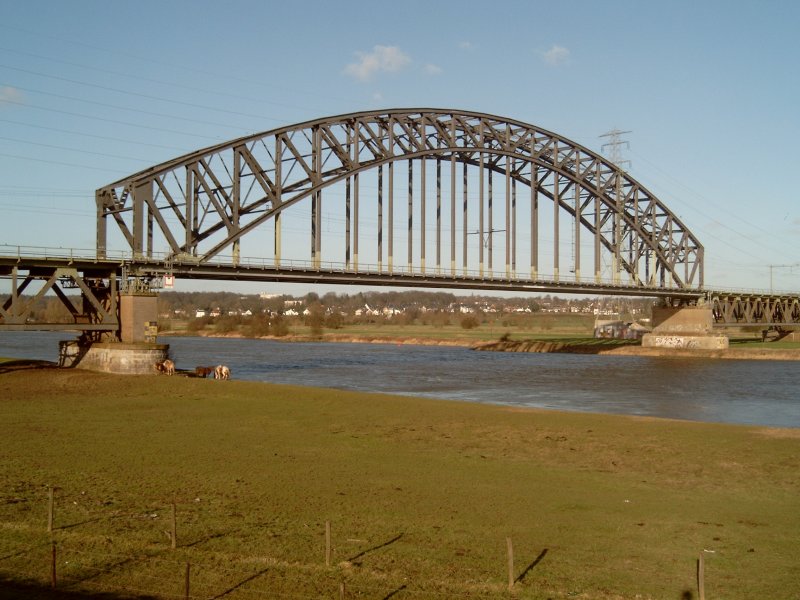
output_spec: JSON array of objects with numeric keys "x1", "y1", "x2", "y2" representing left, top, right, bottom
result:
[
  {"x1": 0, "y1": 244, "x2": 130, "y2": 263},
  {"x1": 4, "y1": 244, "x2": 798, "y2": 298},
  {"x1": 147, "y1": 252, "x2": 690, "y2": 291}
]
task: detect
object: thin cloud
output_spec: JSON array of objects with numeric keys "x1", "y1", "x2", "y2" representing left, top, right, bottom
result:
[
  {"x1": 541, "y1": 45, "x2": 571, "y2": 67},
  {"x1": 0, "y1": 86, "x2": 24, "y2": 106},
  {"x1": 344, "y1": 45, "x2": 411, "y2": 81},
  {"x1": 423, "y1": 63, "x2": 443, "y2": 76},
  {"x1": 458, "y1": 41, "x2": 473, "y2": 50}
]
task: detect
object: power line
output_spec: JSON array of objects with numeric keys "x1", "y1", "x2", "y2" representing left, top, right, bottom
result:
[
  {"x1": 0, "y1": 99, "x2": 226, "y2": 141},
  {"x1": 0, "y1": 64, "x2": 287, "y2": 124},
  {"x1": 0, "y1": 117, "x2": 191, "y2": 152},
  {"x1": 0, "y1": 151, "x2": 130, "y2": 173},
  {"x1": 0, "y1": 24, "x2": 352, "y2": 107},
  {"x1": 1, "y1": 81, "x2": 256, "y2": 132},
  {"x1": 0, "y1": 135, "x2": 153, "y2": 163},
  {"x1": 0, "y1": 46, "x2": 318, "y2": 114}
]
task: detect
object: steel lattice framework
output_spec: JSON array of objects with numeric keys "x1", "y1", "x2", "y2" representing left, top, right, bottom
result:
[
  {"x1": 709, "y1": 291, "x2": 800, "y2": 327},
  {"x1": 96, "y1": 109, "x2": 703, "y2": 290}
]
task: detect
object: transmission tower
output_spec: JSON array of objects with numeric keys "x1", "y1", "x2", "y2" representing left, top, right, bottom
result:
[
  {"x1": 598, "y1": 129, "x2": 632, "y2": 285},
  {"x1": 599, "y1": 129, "x2": 632, "y2": 170}
]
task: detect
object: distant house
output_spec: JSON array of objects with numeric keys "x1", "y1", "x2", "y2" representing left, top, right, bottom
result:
[
  {"x1": 195, "y1": 309, "x2": 207, "y2": 318},
  {"x1": 355, "y1": 304, "x2": 381, "y2": 317}
]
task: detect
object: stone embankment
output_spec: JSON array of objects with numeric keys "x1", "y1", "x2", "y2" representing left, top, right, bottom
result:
[{"x1": 472, "y1": 339, "x2": 800, "y2": 361}]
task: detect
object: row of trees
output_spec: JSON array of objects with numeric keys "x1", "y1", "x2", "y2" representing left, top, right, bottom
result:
[
  {"x1": 11, "y1": 290, "x2": 654, "y2": 326},
  {"x1": 158, "y1": 290, "x2": 653, "y2": 320}
]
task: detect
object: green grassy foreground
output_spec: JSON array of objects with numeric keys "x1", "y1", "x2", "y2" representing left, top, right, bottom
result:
[{"x1": 0, "y1": 367, "x2": 798, "y2": 599}]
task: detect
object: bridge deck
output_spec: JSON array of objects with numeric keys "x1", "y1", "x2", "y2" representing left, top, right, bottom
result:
[{"x1": 1, "y1": 251, "x2": 799, "y2": 331}]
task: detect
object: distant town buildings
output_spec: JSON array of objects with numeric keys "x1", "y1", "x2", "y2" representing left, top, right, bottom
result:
[{"x1": 160, "y1": 290, "x2": 653, "y2": 324}]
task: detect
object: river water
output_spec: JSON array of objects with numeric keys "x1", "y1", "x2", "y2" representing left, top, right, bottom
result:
[{"x1": 2, "y1": 331, "x2": 799, "y2": 428}]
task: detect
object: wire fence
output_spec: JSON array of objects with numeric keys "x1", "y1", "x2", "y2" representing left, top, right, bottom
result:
[
  {"x1": 0, "y1": 490, "x2": 548, "y2": 600},
  {"x1": 0, "y1": 541, "x2": 516, "y2": 599}
]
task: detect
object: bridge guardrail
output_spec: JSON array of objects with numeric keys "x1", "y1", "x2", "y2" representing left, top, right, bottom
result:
[{"x1": 2, "y1": 244, "x2": 798, "y2": 297}]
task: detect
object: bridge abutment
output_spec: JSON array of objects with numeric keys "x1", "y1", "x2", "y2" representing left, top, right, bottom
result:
[{"x1": 641, "y1": 305, "x2": 729, "y2": 350}]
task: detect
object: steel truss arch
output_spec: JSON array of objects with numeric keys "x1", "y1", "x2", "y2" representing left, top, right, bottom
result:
[{"x1": 96, "y1": 109, "x2": 703, "y2": 289}]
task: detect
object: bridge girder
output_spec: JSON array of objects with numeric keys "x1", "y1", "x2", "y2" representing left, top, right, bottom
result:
[
  {"x1": 0, "y1": 262, "x2": 119, "y2": 337},
  {"x1": 709, "y1": 292, "x2": 800, "y2": 328},
  {"x1": 96, "y1": 109, "x2": 703, "y2": 290}
]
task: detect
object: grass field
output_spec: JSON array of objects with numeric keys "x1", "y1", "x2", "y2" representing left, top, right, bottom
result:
[{"x1": 0, "y1": 365, "x2": 798, "y2": 599}]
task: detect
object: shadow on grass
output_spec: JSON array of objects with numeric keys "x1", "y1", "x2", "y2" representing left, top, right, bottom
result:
[
  {"x1": 182, "y1": 531, "x2": 227, "y2": 548},
  {"x1": 0, "y1": 574, "x2": 157, "y2": 599},
  {"x1": 56, "y1": 517, "x2": 105, "y2": 532},
  {"x1": 0, "y1": 360, "x2": 58, "y2": 375},
  {"x1": 208, "y1": 567, "x2": 270, "y2": 599},
  {"x1": 515, "y1": 548, "x2": 548, "y2": 584},
  {"x1": 382, "y1": 584, "x2": 407, "y2": 599},
  {"x1": 0, "y1": 541, "x2": 54, "y2": 563},
  {"x1": 347, "y1": 533, "x2": 404, "y2": 564}
]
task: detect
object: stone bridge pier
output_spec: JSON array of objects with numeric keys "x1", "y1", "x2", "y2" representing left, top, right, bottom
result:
[
  {"x1": 641, "y1": 305, "x2": 728, "y2": 350},
  {"x1": 59, "y1": 292, "x2": 169, "y2": 374}
]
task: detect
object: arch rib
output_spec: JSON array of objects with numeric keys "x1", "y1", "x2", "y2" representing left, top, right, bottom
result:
[{"x1": 97, "y1": 109, "x2": 703, "y2": 290}]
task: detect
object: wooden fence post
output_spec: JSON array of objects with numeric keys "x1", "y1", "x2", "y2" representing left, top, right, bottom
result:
[
  {"x1": 697, "y1": 553, "x2": 706, "y2": 600},
  {"x1": 325, "y1": 521, "x2": 331, "y2": 567},
  {"x1": 50, "y1": 542, "x2": 57, "y2": 589},
  {"x1": 507, "y1": 537, "x2": 514, "y2": 590},
  {"x1": 47, "y1": 487, "x2": 54, "y2": 533},
  {"x1": 171, "y1": 502, "x2": 177, "y2": 550},
  {"x1": 339, "y1": 580, "x2": 346, "y2": 599},
  {"x1": 184, "y1": 562, "x2": 190, "y2": 600}
]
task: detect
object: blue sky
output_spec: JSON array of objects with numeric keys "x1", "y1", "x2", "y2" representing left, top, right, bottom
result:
[{"x1": 1, "y1": 0, "x2": 798, "y2": 294}]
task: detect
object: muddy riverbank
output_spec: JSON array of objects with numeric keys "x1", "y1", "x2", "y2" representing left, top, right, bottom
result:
[{"x1": 472, "y1": 338, "x2": 800, "y2": 360}]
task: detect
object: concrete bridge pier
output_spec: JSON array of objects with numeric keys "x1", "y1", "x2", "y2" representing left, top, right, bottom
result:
[
  {"x1": 641, "y1": 304, "x2": 728, "y2": 350},
  {"x1": 59, "y1": 292, "x2": 169, "y2": 374}
]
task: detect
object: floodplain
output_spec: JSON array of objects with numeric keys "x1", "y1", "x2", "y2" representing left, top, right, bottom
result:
[{"x1": 0, "y1": 362, "x2": 798, "y2": 599}]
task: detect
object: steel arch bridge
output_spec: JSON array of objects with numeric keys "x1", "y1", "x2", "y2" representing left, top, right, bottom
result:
[
  {"x1": 4, "y1": 109, "x2": 800, "y2": 338},
  {"x1": 96, "y1": 109, "x2": 703, "y2": 295}
]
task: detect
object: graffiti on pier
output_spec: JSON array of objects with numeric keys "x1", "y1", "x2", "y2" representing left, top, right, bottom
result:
[{"x1": 651, "y1": 336, "x2": 700, "y2": 349}]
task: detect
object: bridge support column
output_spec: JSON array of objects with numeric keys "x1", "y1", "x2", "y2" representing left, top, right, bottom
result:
[
  {"x1": 120, "y1": 292, "x2": 159, "y2": 343},
  {"x1": 641, "y1": 305, "x2": 728, "y2": 350}
]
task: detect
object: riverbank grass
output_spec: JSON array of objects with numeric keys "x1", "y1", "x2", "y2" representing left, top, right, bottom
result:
[{"x1": 0, "y1": 367, "x2": 798, "y2": 599}]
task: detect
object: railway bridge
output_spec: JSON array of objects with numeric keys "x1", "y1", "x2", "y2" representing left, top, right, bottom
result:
[{"x1": 1, "y1": 110, "x2": 798, "y2": 367}]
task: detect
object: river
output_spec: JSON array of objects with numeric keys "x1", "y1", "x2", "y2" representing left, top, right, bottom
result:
[{"x1": 2, "y1": 331, "x2": 798, "y2": 428}]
